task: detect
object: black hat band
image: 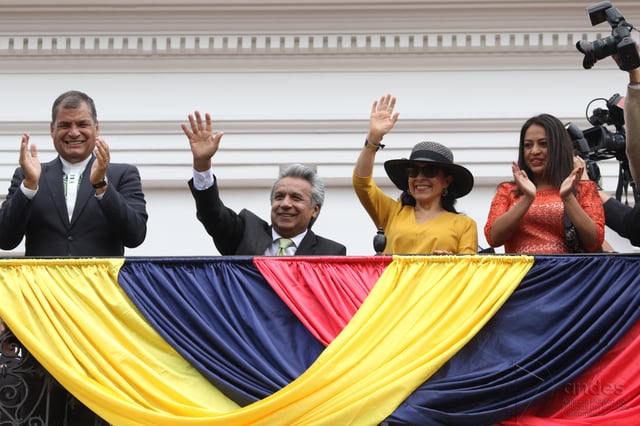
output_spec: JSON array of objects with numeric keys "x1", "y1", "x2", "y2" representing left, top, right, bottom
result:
[{"x1": 409, "y1": 150, "x2": 452, "y2": 164}]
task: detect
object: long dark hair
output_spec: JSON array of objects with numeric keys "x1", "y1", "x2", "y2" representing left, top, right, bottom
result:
[{"x1": 517, "y1": 114, "x2": 574, "y2": 188}]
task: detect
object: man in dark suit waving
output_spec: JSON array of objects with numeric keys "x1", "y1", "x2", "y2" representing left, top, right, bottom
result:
[{"x1": 183, "y1": 110, "x2": 346, "y2": 256}]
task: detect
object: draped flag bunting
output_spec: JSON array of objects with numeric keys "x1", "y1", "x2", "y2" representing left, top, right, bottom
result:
[{"x1": 1, "y1": 255, "x2": 640, "y2": 425}]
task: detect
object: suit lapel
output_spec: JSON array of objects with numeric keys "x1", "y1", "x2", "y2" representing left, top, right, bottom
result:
[
  {"x1": 255, "y1": 227, "x2": 274, "y2": 255},
  {"x1": 42, "y1": 159, "x2": 70, "y2": 225},
  {"x1": 296, "y1": 231, "x2": 317, "y2": 255},
  {"x1": 70, "y1": 158, "x2": 95, "y2": 226}
]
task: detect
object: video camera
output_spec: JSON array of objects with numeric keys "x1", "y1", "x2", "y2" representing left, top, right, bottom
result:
[
  {"x1": 576, "y1": 1, "x2": 640, "y2": 71},
  {"x1": 566, "y1": 93, "x2": 632, "y2": 200},
  {"x1": 570, "y1": 93, "x2": 626, "y2": 164}
]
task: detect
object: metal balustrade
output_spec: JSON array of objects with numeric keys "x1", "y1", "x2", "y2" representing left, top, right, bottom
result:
[{"x1": 0, "y1": 328, "x2": 107, "y2": 426}]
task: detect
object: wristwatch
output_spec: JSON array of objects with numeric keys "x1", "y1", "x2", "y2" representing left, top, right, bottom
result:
[
  {"x1": 364, "y1": 139, "x2": 385, "y2": 152},
  {"x1": 92, "y1": 176, "x2": 109, "y2": 189}
]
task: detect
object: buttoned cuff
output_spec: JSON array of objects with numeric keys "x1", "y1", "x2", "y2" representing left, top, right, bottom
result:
[
  {"x1": 193, "y1": 167, "x2": 215, "y2": 190},
  {"x1": 20, "y1": 181, "x2": 38, "y2": 199}
]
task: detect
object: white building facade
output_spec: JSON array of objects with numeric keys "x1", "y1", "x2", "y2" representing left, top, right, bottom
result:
[{"x1": 0, "y1": 0, "x2": 638, "y2": 256}]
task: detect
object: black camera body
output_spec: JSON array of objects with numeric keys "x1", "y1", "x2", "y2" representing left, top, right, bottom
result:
[
  {"x1": 576, "y1": 1, "x2": 640, "y2": 71},
  {"x1": 566, "y1": 93, "x2": 627, "y2": 182},
  {"x1": 566, "y1": 122, "x2": 603, "y2": 183},
  {"x1": 582, "y1": 93, "x2": 626, "y2": 162}
]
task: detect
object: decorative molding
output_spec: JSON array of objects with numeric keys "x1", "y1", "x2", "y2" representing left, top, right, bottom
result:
[
  {"x1": 1, "y1": 1, "x2": 637, "y2": 71},
  {"x1": 0, "y1": 31, "x2": 622, "y2": 73}
]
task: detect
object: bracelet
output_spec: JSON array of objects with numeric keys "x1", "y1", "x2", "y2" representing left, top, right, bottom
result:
[{"x1": 364, "y1": 139, "x2": 385, "y2": 152}]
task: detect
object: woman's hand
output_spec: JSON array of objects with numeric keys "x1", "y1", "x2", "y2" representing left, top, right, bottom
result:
[
  {"x1": 368, "y1": 94, "x2": 399, "y2": 144},
  {"x1": 512, "y1": 162, "x2": 536, "y2": 199},
  {"x1": 560, "y1": 166, "x2": 583, "y2": 200},
  {"x1": 573, "y1": 156, "x2": 590, "y2": 180}
]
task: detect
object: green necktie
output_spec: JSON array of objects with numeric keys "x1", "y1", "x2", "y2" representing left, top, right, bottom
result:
[{"x1": 276, "y1": 238, "x2": 294, "y2": 256}]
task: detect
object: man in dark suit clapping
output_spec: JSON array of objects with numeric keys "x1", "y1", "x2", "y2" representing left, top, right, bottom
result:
[
  {"x1": 0, "y1": 90, "x2": 148, "y2": 425},
  {"x1": 0, "y1": 90, "x2": 148, "y2": 256}
]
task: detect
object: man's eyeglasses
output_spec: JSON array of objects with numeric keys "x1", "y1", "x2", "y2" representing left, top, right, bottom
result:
[{"x1": 407, "y1": 165, "x2": 441, "y2": 178}]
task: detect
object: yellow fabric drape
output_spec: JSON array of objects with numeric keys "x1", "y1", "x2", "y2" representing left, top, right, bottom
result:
[
  {"x1": 0, "y1": 258, "x2": 239, "y2": 425},
  {"x1": 239, "y1": 255, "x2": 533, "y2": 426},
  {"x1": 0, "y1": 256, "x2": 533, "y2": 426}
]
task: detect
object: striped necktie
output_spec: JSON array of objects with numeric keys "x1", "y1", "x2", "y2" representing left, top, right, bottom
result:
[{"x1": 276, "y1": 238, "x2": 294, "y2": 256}]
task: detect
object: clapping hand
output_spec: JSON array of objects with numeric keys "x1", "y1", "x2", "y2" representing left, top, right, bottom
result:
[
  {"x1": 512, "y1": 161, "x2": 536, "y2": 199},
  {"x1": 560, "y1": 165, "x2": 583, "y2": 200},
  {"x1": 90, "y1": 137, "x2": 110, "y2": 192},
  {"x1": 19, "y1": 133, "x2": 41, "y2": 190}
]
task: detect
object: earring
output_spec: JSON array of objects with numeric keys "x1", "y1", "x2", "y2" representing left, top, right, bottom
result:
[{"x1": 442, "y1": 187, "x2": 448, "y2": 197}]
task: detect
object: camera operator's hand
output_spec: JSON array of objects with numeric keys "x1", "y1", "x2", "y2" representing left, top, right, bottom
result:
[
  {"x1": 598, "y1": 189, "x2": 613, "y2": 204},
  {"x1": 629, "y1": 42, "x2": 640, "y2": 83},
  {"x1": 612, "y1": 42, "x2": 640, "y2": 80}
]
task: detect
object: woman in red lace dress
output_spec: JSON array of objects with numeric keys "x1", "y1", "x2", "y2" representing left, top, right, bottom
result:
[{"x1": 484, "y1": 114, "x2": 605, "y2": 254}]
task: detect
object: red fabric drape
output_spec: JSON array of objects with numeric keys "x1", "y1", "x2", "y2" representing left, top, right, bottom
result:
[
  {"x1": 500, "y1": 319, "x2": 640, "y2": 425},
  {"x1": 254, "y1": 256, "x2": 392, "y2": 345}
]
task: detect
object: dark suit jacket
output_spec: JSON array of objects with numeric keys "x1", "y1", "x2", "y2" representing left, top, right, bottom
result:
[
  {"x1": 0, "y1": 156, "x2": 148, "y2": 256},
  {"x1": 188, "y1": 178, "x2": 346, "y2": 256},
  {"x1": 603, "y1": 197, "x2": 640, "y2": 247}
]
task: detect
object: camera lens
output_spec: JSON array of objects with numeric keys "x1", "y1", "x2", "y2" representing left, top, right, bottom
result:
[{"x1": 576, "y1": 36, "x2": 618, "y2": 69}]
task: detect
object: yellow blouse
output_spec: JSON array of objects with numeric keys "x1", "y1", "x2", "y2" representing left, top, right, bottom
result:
[{"x1": 353, "y1": 173, "x2": 478, "y2": 255}]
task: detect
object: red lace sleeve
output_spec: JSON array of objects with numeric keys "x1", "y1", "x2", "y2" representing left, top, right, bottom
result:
[
  {"x1": 576, "y1": 180, "x2": 606, "y2": 252},
  {"x1": 484, "y1": 183, "x2": 516, "y2": 246}
]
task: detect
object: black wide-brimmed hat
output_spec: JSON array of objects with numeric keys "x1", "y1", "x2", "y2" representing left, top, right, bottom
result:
[{"x1": 383, "y1": 141, "x2": 474, "y2": 198}]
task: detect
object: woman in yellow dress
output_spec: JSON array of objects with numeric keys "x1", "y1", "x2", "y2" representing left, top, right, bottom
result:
[{"x1": 352, "y1": 94, "x2": 478, "y2": 255}]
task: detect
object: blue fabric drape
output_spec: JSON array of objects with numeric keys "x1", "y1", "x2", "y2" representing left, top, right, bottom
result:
[
  {"x1": 387, "y1": 255, "x2": 640, "y2": 425},
  {"x1": 118, "y1": 255, "x2": 640, "y2": 425},
  {"x1": 118, "y1": 257, "x2": 324, "y2": 406}
]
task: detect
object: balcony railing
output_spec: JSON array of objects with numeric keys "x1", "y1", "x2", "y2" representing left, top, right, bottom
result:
[{"x1": 1, "y1": 326, "x2": 106, "y2": 425}]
